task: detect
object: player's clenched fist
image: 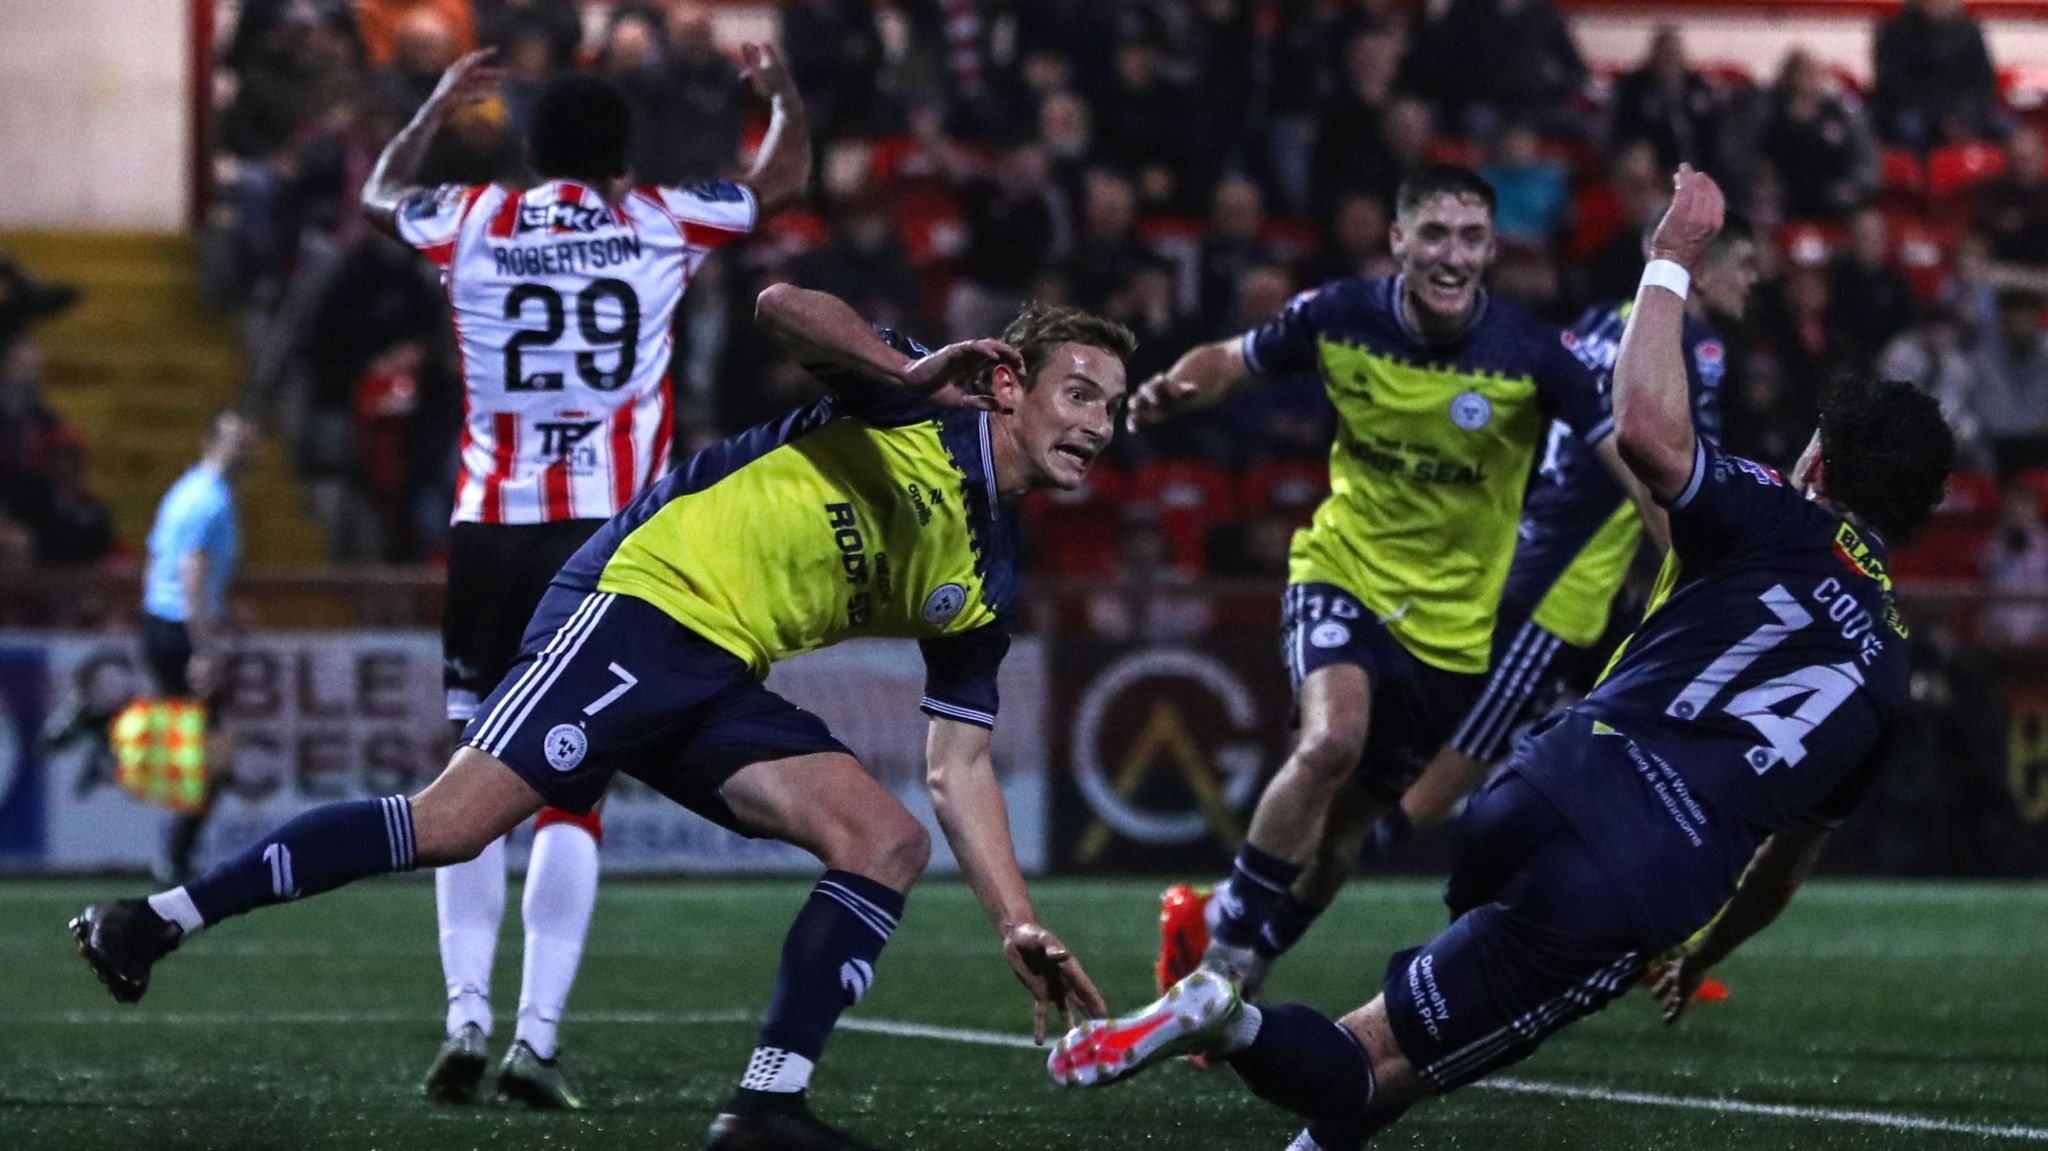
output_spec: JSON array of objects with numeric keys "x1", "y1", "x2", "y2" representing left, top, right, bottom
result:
[
  {"x1": 1125, "y1": 374, "x2": 1202, "y2": 432},
  {"x1": 1648, "y1": 164, "x2": 1725, "y2": 272},
  {"x1": 739, "y1": 42, "x2": 798, "y2": 105},
  {"x1": 425, "y1": 49, "x2": 502, "y2": 115}
]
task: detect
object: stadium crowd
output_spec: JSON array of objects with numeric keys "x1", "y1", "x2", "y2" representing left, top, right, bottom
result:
[{"x1": 12, "y1": 0, "x2": 2048, "y2": 642}]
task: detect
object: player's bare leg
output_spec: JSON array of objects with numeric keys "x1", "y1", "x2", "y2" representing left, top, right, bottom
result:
[
  {"x1": 72, "y1": 749, "x2": 543, "y2": 1004},
  {"x1": 1200, "y1": 665, "x2": 1370, "y2": 984},
  {"x1": 703, "y1": 751, "x2": 931, "y2": 1151}
]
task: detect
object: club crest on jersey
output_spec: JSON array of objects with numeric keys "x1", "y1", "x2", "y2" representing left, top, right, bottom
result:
[
  {"x1": 1449, "y1": 390, "x2": 1493, "y2": 431},
  {"x1": 544, "y1": 723, "x2": 588, "y2": 772},
  {"x1": 518, "y1": 201, "x2": 608, "y2": 234},
  {"x1": 923, "y1": 583, "x2": 967, "y2": 625},
  {"x1": 1309, "y1": 621, "x2": 1351, "y2": 649}
]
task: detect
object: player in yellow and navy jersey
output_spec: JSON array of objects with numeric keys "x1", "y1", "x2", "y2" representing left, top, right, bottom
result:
[
  {"x1": 1334, "y1": 215, "x2": 1762, "y2": 882},
  {"x1": 1051, "y1": 167, "x2": 1956, "y2": 1151},
  {"x1": 1135, "y1": 164, "x2": 1643, "y2": 996},
  {"x1": 74, "y1": 285, "x2": 1134, "y2": 1151}
]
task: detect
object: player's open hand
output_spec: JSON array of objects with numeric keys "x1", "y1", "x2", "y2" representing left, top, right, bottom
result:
[
  {"x1": 1124, "y1": 374, "x2": 1201, "y2": 432},
  {"x1": 739, "y1": 43, "x2": 799, "y2": 105},
  {"x1": 1647, "y1": 164, "x2": 1725, "y2": 272},
  {"x1": 1651, "y1": 956, "x2": 1708, "y2": 1025},
  {"x1": 900, "y1": 339, "x2": 1021, "y2": 411},
  {"x1": 426, "y1": 49, "x2": 502, "y2": 116},
  {"x1": 1003, "y1": 922, "x2": 1108, "y2": 1045}
]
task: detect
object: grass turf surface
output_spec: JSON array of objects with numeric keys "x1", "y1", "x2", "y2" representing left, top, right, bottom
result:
[{"x1": 3, "y1": 876, "x2": 2045, "y2": 1149}]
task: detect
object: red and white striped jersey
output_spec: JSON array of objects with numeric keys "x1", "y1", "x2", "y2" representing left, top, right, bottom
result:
[{"x1": 395, "y1": 177, "x2": 756, "y2": 524}]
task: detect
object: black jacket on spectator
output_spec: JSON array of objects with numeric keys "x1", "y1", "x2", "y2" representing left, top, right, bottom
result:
[
  {"x1": 1404, "y1": 0, "x2": 1585, "y2": 116},
  {"x1": 1873, "y1": 1, "x2": 1998, "y2": 143},
  {"x1": 1608, "y1": 67, "x2": 1722, "y2": 171},
  {"x1": 1973, "y1": 175, "x2": 2048, "y2": 266},
  {"x1": 957, "y1": 178, "x2": 1057, "y2": 294},
  {"x1": 1828, "y1": 254, "x2": 1916, "y2": 368},
  {"x1": 1761, "y1": 95, "x2": 1869, "y2": 220}
]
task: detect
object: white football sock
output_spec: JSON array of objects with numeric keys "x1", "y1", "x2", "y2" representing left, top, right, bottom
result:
[
  {"x1": 514, "y1": 820, "x2": 599, "y2": 1061},
  {"x1": 435, "y1": 834, "x2": 506, "y2": 1038}
]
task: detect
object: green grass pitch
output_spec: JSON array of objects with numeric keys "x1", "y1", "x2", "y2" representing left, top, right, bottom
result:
[{"x1": 3, "y1": 876, "x2": 2044, "y2": 1149}]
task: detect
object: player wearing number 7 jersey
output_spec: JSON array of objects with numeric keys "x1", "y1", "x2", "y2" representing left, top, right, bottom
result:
[
  {"x1": 358, "y1": 48, "x2": 809, "y2": 1107},
  {"x1": 1049, "y1": 166, "x2": 1957, "y2": 1150}
]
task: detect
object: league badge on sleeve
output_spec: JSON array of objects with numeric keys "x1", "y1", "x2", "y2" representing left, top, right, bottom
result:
[{"x1": 922, "y1": 584, "x2": 967, "y2": 626}]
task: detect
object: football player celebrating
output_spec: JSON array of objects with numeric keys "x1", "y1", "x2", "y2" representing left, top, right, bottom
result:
[
  {"x1": 73, "y1": 285, "x2": 1130, "y2": 1151},
  {"x1": 1052, "y1": 166, "x2": 1955, "y2": 1151},
  {"x1": 358, "y1": 45, "x2": 808, "y2": 1107}
]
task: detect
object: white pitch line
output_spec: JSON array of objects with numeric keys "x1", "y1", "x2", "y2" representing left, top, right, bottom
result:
[{"x1": 20, "y1": 1007, "x2": 2046, "y2": 1141}]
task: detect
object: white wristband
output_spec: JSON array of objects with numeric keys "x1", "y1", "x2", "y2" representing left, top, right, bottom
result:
[{"x1": 1641, "y1": 259, "x2": 1691, "y2": 301}]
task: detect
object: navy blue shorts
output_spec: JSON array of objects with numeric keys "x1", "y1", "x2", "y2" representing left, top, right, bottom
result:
[
  {"x1": 1381, "y1": 769, "x2": 1649, "y2": 1091},
  {"x1": 1447, "y1": 618, "x2": 1579, "y2": 764},
  {"x1": 1278, "y1": 583, "x2": 1484, "y2": 800},
  {"x1": 462, "y1": 587, "x2": 850, "y2": 823}
]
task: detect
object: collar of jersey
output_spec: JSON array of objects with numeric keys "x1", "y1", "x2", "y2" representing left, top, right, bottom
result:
[{"x1": 1389, "y1": 274, "x2": 1489, "y2": 348}]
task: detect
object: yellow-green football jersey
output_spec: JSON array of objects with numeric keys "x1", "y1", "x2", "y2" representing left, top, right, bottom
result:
[
  {"x1": 1242, "y1": 277, "x2": 1610, "y2": 674},
  {"x1": 553, "y1": 330, "x2": 1016, "y2": 727}
]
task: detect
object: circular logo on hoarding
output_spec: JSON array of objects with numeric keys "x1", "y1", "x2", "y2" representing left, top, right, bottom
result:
[
  {"x1": 1071, "y1": 649, "x2": 1264, "y2": 846},
  {"x1": 1450, "y1": 390, "x2": 1493, "y2": 431},
  {"x1": 544, "y1": 723, "x2": 588, "y2": 772}
]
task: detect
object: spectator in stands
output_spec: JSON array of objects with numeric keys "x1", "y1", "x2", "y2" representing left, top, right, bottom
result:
[
  {"x1": 1571, "y1": 140, "x2": 1666, "y2": 305},
  {"x1": 1113, "y1": 257, "x2": 1202, "y2": 386},
  {"x1": 1403, "y1": 0, "x2": 1585, "y2": 141},
  {"x1": 24, "y1": 431, "x2": 112, "y2": 567},
  {"x1": 789, "y1": 195, "x2": 926, "y2": 330},
  {"x1": 1196, "y1": 177, "x2": 1274, "y2": 334},
  {"x1": 0, "y1": 339, "x2": 58, "y2": 512},
  {"x1": 598, "y1": 6, "x2": 702, "y2": 186},
  {"x1": 1828, "y1": 207, "x2": 1916, "y2": 369},
  {"x1": 1880, "y1": 302, "x2": 1993, "y2": 471},
  {"x1": 1966, "y1": 288, "x2": 2048, "y2": 466},
  {"x1": 1873, "y1": 0, "x2": 2000, "y2": 149},
  {"x1": 358, "y1": 0, "x2": 477, "y2": 67},
  {"x1": 780, "y1": 0, "x2": 882, "y2": 142},
  {"x1": 1606, "y1": 25, "x2": 1722, "y2": 172},
  {"x1": 1493, "y1": 242, "x2": 1567, "y2": 322},
  {"x1": 1761, "y1": 261, "x2": 1859, "y2": 434},
  {"x1": 1092, "y1": 32, "x2": 1193, "y2": 210},
  {"x1": 1972, "y1": 126, "x2": 2048, "y2": 267},
  {"x1": 1982, "y1": 486, "x2": 2048, "y2": 647},
  {"x1": 1063, "y1": 168, "x2": 1152, "y2": 314},
  {"x1": 1083, "y1": 509, "x2": 1214, "y2": 642},
  {"x1": 1299, "y1": 193, "x2": 1393, "y2": 287},
  {"x1": 1040, "y1": 91, "x2": 1096, "y2": 213},
  {"x1": 475, "y1": 0, "x2": 582, "y2": 70},
  {"x1": 371, "y1": 6, "x2": 464, "y2": 118},
  {"x1": 1760, "y1": 49, "x2": 1877, "y2": 221},
  {"x1": 0, "y1": 254, "x2": 78, "y2": 359},
  {"x1": 1310, "y1": 29, "x2": 1409, "y2": 213},
  {"x1": 948, "y1": 143, "x2": 1061, "y2": 338},
  {"x1": 1482, "y1": 123, "x2": 1571, "y2": 247}
]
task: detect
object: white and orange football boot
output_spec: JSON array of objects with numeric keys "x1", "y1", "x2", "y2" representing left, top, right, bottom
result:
[{"x1": 1047, "y1": 970, "x2": 1243, "y2": 1088}]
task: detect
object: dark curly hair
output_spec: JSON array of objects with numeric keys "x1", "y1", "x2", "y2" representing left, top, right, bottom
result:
[
  {"x1": 530, "y1": 73, "x2": 632, "y2": 182},
  {"x1": 993, "y1": 302, "x2": 1137, "y2": 391},
  {"x1": 1817, "y1": 376, "x2": 1956, "y2": 540}
]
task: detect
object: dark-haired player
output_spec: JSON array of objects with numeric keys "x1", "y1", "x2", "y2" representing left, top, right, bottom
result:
[
  {"x1": 361, "y1": 47, "x2": 808, "y2": 1106},
  {"x1": 1053, "y1": 167, "x2": 1956, "y2": 1151},
  {"x1": 1138, "y1": 166, "x2": 1627, "y2": 994},
  {"x1": 1320, "y1": 215, "x2": 1763, "y2": 903},
  {"x1": 74, "y1": 284, "x2": 1131, "y2": 1151}
]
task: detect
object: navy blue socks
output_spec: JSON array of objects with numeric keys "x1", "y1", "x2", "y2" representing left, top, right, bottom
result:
[
  {"x1": 740, "y1": 870, "x2": 906, "y2": 1096},
  {"x1": 152, "y1": 797, "x2": 417, "y2": 931},
  {"x1": 1212, "y1": 842, "x2": 1304, "y2": 951},
  {"x1": 1258, "y1": 892, "x2": 1327, "y2": 960},
  {"x1": 1227, "y1": 1003, "x2": 1377, "y2": 1122}
]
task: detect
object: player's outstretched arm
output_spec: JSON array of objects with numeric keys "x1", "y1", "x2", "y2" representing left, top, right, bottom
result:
[
  {"x1": 1613, "y1": 165, "x2": 1723, "y2": 504},
  {"x1": 735, "y1": 43, "x2": 811, "y2": 218},
  {"x1": 756, "y1": 283, "x2": 1018, "y2": 409},
  {"x1": 360, "y1": 50, "x2": 502, "y2": 236},
  {"x1": 924, "y1": 718, "x2": 1107, "y2": 1043},
  {"x1": 1654, "y1": 824, "x2": 1829, "y2": 1023},
  {"x1": 1125, "y1": 339, "x2": 1259, "y2": 433}
]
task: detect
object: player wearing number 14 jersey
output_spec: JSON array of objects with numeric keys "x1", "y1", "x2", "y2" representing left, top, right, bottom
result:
[
  {"x1": 1051, "y1": 168, "x2": 1957, "y2": 1151},
  {"x1": 359, "y1": 49, "x2": 809, "y2": 1107}
]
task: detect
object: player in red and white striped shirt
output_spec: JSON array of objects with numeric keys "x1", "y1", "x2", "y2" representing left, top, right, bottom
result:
[{"x1": 359, "y1": 46, "x2": 810, "y2": 1108}]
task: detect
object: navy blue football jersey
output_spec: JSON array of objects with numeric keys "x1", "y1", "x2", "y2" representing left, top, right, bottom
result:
[
  {"x1": 1499, "y1": 302, "x2": 1726, "y2": 636},
  {"x1": 1515, "y1": 439, "x2": 1908, "y2": 943}
]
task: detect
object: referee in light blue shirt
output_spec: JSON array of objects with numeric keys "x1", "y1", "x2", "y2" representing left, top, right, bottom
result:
[{"x1": 140, "y1": 409, "x2": 252, "y2": 881}]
